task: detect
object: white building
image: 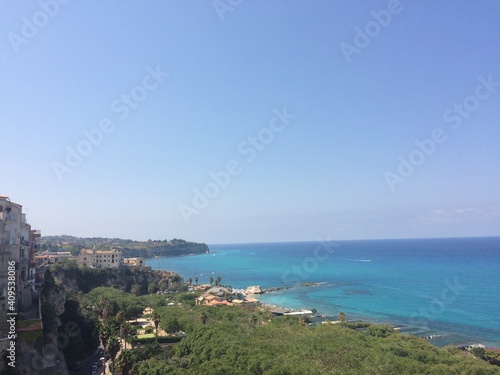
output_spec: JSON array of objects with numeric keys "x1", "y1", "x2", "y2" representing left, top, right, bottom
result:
[{"x1": 78, "y1": 248, "x2": 123, "y2": 268}]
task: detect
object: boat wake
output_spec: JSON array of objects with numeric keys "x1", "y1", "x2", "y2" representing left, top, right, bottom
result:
[{"x1": 338, "y1": 258, "x2": 372, "y2": 262}]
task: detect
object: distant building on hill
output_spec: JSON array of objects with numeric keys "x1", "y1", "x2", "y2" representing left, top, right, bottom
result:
[
  {"x1": 77, "y1": 248, "x2": 123, "y2": 268},
  {"x1": 123, "y1": 257, "x2": 145, "y2": 268},
  {"x1": 35, "y1": 251, "x2": 73, "y2": 266}
]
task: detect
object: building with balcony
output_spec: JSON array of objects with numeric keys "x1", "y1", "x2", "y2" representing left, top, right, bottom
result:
[
  {"x1": 0, "y1": 195, "x2": 41, "y2": 365},
  {"x1": 0, "y1": 195, "x2": 40, "y2": 311}
]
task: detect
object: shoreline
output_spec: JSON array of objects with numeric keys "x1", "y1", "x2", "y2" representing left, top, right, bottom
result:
[
  {"x1": 149, "y1": 250, "x2": 210, "y2": 259},
  {"x1": 145, "y1": 257, "x2": 500, "y2": 350},
  {"x1": 251, "y1": 287, "x2": 500, "y2": 350}
]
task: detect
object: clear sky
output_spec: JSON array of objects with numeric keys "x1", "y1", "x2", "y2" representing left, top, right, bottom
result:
[{"x1": 1, "y1": 1, "x2": 499, "y2": 244}]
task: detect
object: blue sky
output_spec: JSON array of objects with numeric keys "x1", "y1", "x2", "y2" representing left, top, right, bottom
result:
[{"x1": 1, "y1": 1, "x2": 499, "y2": 244}]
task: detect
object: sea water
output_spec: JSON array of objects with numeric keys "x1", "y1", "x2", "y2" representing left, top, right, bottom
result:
[{"x1": 147, "y1": 237, "x2": 500, "y2": 348}]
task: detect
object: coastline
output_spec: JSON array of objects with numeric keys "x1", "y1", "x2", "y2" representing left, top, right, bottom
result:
[
  {"x1": 160, "y1": 259, "x2": 500, "y2": 350},
  {"x1": 242, "y1": 284, "x2": 500, "y2": 350},
  {"x1": 253, "y1": 289, "x2": 499, "y2": 349},
  {"x1": 163, "y1": 262, "x2": 500, "y2": 350},
  {"x1": 146, "y1": 239, "x2": 500, "y2": 350}
]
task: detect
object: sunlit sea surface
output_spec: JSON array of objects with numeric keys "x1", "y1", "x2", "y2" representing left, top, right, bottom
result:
[{"x1": 147, "y1": 237, "x2": 500, "y2": 348}]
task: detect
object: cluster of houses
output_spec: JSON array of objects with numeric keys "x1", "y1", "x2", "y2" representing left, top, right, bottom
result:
[
  {"x1": 34, "y1": 247, "x2": 147, "y2": 270},
  {"x1": 0, "y1": 194, "x2": 157, "y2": 371}
]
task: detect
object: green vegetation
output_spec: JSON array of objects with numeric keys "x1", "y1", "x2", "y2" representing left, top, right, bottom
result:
[
  {"x1": 51, "y1": 261, "x2": 183, "y2": 294},
  {"x1": 40, "y1": 235, "x2": 209, "y2": 258},
  {"x1": 53, "y1": 284, "x2": 500, "y2": 374},
  {"x1": 472, "y1": 347, "x2": 486, "y2": 359},
  {"x1": 137, "y1": 333, "x2": 156, "y2": 339},
  {"x1": 485, "y1": 350, "x2": 500, "y2": 366},
  {"x1": 57, "y1": 296, "x2": 99, "y2": 365},
  {"x1": 40, "y1": 263, "x2": 500, "y2": 374}
]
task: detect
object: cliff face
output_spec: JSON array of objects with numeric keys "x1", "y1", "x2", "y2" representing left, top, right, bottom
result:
[
  {"x1": 31, "y1": 265, "x2": 185, "y2": 374},
  {"x1": 16, "y1": 285, "x2": 68, "y2": 375},
  {"x1": 50, "y1": 263, "x2": 184, "y2": 295}
]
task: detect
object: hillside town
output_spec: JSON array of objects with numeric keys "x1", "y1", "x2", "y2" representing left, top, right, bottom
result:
[
  {"x1": 0, "y1": 196, "x2": 41, "y2": 346},
  {"x1": 0, "y1": 195, "x2": 267, "y2": 374},
  {"x1": 0, "y1": 195, "x2": 147, "y2": 373}
]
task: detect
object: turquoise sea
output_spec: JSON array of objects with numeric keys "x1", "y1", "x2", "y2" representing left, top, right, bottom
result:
[{"x1": 147, "y1": 237, "x2": 500, "y2": 348}]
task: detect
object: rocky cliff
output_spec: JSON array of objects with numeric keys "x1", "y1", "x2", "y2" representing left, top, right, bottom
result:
[{"x1": 50, "y1": 263, "x2": 184, "y2": 294}]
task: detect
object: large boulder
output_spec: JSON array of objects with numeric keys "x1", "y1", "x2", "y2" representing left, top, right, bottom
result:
[{"x1": 246, "y1": 286, "x2": 263, "y2": 294}]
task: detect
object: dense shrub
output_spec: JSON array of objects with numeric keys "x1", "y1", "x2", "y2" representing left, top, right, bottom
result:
[{"x1": 63, "y1": 286, "x2": 500, "y2": 375}]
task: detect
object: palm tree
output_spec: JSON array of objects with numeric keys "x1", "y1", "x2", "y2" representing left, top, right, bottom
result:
[
  {"x1": 99, "y1": 322, "x2": 112, "y2": 371},
  {"x1": 116, "y1": 349, "x2": 134, "y2": 375},
  {"x1": 215, "y1": 276, "x2": 221, "y2": 286},
  {"x1": 188, "y1": 278, "x2": 192, "y2": 285},
  {"x1": 120, "y1": 322, "x2": 132, "y2": 350},
  {"x1": 339, "y1": 311, "x2": 347, "y2": 325},
  {"x1": 311, "y1": 308, "x2": 317, "y2": 316},
  {"x1": 106, "y1": 336, "x2": 121, "y2": 374},
  {"x1": 200, "y1": 312, "x2": 208, "y2": 325},
  {"x1": 152, "y1": 312, "x2": 161, "y2": 337},
  {"x1": 209, "y1": 276, "x2": 214, "y2": 285},
  {"x1": 195, "y1": 277, "x2": 198, "y2": 285},
  {"x1": 116, "y1": 311, "x2": 125, "y2": 326}
]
